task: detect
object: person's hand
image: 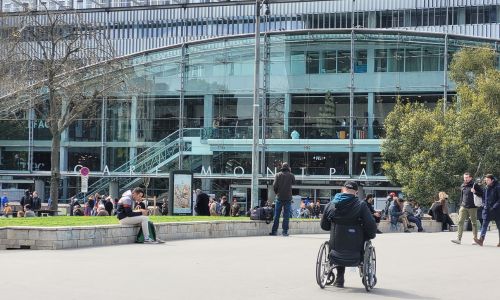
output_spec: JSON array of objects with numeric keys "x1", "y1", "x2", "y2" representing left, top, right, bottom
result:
[
  {"x1": 374, "y1": 212, "x2": 381, "y2": 218},
  {"x1": 471, "y1": 187, "x2": 476, "y2": 193},
  {"x1": 141, "y1": 209, "x2": 149, "y2": 216}
]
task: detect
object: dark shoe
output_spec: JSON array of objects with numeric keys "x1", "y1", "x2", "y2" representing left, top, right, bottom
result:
[
  {"x1": 333, "y1": 278, "x2": 344, "y2": 288},
  {"x1": 408, "y1": 224, "x2": 415, "y2": 229},
  {"x1": 404, "y1": 230, "x2": 411, "y2": 233},
  {"x1": 497, "y1": 243, "x2": 500, "y2": 247},
  {"x1": 269, "y1": 232, "x2": 277, "y2": 236},
  {"x1": 376, "y1": 229, "x2": 383, "y2": 234},
  {"x1": 418, "y1": 228, "x2": 424, "y2": 232},
  {"x1": 282, "y1": 232, "x2": 289, "y2": 237},
  {"x1": 473, "y1": 237, "x2": 484, "y2": 246}
]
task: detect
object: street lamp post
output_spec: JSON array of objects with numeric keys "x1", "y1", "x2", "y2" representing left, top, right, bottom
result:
[{"x1": 251, "y1": 0, "x2": 262, "y2": 209}]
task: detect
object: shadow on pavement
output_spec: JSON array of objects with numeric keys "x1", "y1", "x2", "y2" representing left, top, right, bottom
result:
[{"x1": 324, "y1": 287, "x2": 438, "y2": 299}]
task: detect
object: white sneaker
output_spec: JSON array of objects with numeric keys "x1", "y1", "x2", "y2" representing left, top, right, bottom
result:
[
  {"x1": 144, "y1": 238, "x2": 158, "y2": 244},
  {"x1": 155, "y1": 238, "x2": 165, "y2": 244}
]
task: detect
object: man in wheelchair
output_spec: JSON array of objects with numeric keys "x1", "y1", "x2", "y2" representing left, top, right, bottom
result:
[{"x1": 320, "y1": 181, "x2": 377, "y2": 288}]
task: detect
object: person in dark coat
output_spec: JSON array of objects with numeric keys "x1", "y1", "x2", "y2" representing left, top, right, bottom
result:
[
  {"x1": 104, "y1": 196, "x2": 114, "y2": 216},
  {"x1": 270, "y1": 162, "x2": 296, "y2": 236},
  {"x1": 20, "y1": 190, "x2": 32, "y2": 211},
  {"x1": 32, "y1": 191, "x2": 42, "y2": 211},
  {"x1": 451, "y1": 172, "x2": 482, "y2": 245},
  {"x1": 474, "y1": 174, "x2": 500, "y2": 247},
  {"x1": 219, "y1": 195, "x2": 231, "y2": 216},
  {"x1": 364, "y1": 194, "x2": 382, "y2": 234},
  {"x1": 320, "y1": 181, "x2": 377, "y2": 288},
  {"x1": 194, "y1": 189, "x2": 210, "y2": 216}
]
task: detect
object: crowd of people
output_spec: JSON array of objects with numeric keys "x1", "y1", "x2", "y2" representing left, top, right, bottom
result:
[
  {"x1": 1, "y1": 190, "x2": 46, "y2": 218},
  {"x1": 194, "y1": 189, "x2": 241, "y2": 217}
]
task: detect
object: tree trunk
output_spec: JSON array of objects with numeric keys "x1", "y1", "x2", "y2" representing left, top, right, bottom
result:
[{"x1": 50, "y1": 133, "x2": 61, "y2": 214}]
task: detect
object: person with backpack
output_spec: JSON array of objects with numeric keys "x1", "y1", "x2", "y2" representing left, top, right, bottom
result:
[
  {"x1": 269, "y1": 162, "x2": 296, "y2": 236},
  {"x1": 116, "y1": 187, "x2": 158, "y2": 244},
  {"x1": 320, "y1": 181, "x2": 377, "y2": 288}
]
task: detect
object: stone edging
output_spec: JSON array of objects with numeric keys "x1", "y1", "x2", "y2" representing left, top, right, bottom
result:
[{"x1": 0, "y1": 219, "x2": 496, "y2": 250}]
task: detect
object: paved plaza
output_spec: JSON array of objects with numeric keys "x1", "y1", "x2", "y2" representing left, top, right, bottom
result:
[{"x1": 2, "y1": 230, "x2": 499, "y2": 300}]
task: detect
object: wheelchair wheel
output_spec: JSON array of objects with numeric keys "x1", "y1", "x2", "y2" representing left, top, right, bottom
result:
[
  {"x1": 316, "y1": 241, "x2": 333, "y2": 289},
  {"x1": 362, "y1": 242, "x2": 377, "y2": 292}
]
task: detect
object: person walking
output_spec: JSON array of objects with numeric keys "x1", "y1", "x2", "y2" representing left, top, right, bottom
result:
[
  {"x1": 270, "y1": 162, "x2": 296, "y2": 236},
  {"x1": 451, "y1": 172, "x2": 482, "y2": 245},
  {"x1": 474, "y1": 174, "x2": 500, "y2": 247}
]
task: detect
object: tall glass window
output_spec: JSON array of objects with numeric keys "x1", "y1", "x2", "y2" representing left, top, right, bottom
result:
[
  {"x1": 405, "y1": 48, "x2": 422, "y2": 72},
  {"x1": 323, "y1": 51, "x2": 337, "y2": 73},
  {"x1": 306, "y1": 51, "x2": 320, "y2": 74}
]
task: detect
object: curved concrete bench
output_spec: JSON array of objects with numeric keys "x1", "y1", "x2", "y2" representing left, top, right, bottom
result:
[
  {"x1": 1, "y1": 219, "x2": 496, "y2": 250},
  {"x1": 0, "y1": 219, "x2": 321, "y2": 250}
]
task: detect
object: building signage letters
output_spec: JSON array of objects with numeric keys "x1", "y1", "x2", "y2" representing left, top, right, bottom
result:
[{"x1": 72, "y1": 165, "x2": 368, "y2": 179}]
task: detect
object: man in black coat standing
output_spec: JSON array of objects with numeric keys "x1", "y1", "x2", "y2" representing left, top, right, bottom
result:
[
  {"x1": 474, "y1": 174, "x2": 500, "y2": 247},
  {"x1": 320, "y1": 181, "x2": 377, "y2": 288},
  {"x1": 194, "y1": 189, "x2": 210, "y2": 216},
  {"x1": 270, "y1": 162, "x2": 296, "y2": 236}
]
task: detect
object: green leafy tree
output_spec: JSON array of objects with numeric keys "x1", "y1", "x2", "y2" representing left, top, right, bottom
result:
[
  {"x1": 382, "y1": 47, "x2": 500, "y2": 206},
  {"x1": 317, "y1": 91, "x2": 336, "y2": 137}
]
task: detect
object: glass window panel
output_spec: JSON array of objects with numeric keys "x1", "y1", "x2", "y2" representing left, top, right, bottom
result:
[
  {"x1": 422, "y1": 47, "x2": 442, "y2": 71},
  {"x1": 306, "y1": 51, "x2": 320, "y2": 74},
  {"x1": 290, "y1": 51, "x2": 305, "y2": 75},
  {"x1": 355, "y1": 50, "x2": 367, "y2": 73},
  {"x1": 374, "y1": 49, "x2": 388, "y2": 72},
  {"x1": 323, "y1": 51, "x2": 336, "y2": 73},
  {"x1": 337, "y1": 50, "x2": 350, "y2": 73},
  {"x1": 405, "y1": 48, "x2": 422, "y2": 72},
  {"x1": 387, "y1": 49, "x2": 404, "y2": 72}
]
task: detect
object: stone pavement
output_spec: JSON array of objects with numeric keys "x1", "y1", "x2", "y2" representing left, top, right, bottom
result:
[{"x1": 1, "y1": 230, "x2": 499, "y2": 300}]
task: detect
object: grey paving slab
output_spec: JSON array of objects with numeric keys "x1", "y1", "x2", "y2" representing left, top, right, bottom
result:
[{"x1": 1, "y1": 230, "x2": 499, "y2": 300}]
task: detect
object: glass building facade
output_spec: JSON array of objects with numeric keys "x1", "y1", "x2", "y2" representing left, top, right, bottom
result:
[
  {"x1": 1, "y1": 29, "x2": 499, "y2": 205},
  {"x1": 1, "y1": 0, "x2": 500, "y2": 206}
]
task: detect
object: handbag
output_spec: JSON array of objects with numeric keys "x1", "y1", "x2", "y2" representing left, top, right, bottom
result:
[{"x1": 473, "y1": 193, "x2": 483, "y2": 207}]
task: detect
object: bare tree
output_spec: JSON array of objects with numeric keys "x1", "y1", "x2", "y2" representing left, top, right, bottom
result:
[{"x1": 0, "y1": 4, "x2": 124, "y2": 212}]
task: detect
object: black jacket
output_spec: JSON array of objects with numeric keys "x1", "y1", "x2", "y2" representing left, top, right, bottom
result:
[
  {"x1": 460, "y1": 181, "x2": 483, "y2": 208},
  {"x1": 220, "y1": 201, "x2": 231, "y2": 216},
  {"x1": 320, "y1": 196, "x2": 377, "y2": 244},
  {"x1": 273, "y1": 168, "x2": 296, "y2": 201},
  {"x1": 320, "y1": 195, "x2": 377, "y2": 266},
  {"x1": 32, "y1": 197, "x2": 42, "y2": 210},
  {"x1": 195, "y1": 193, "x2": 210, "y2": 216},
  {"x1": 483, "y1": 180, "x2": 500, "y2": 219}
]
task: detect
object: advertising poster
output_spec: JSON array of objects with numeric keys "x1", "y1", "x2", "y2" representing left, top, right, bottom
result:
[{"x1": 169, "y1": 171, "x2": 193, "y2": 215}]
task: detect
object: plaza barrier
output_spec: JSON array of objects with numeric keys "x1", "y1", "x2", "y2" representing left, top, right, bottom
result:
[{"x1": 0, "y1": 219, "x2": 496, "y2": 250}]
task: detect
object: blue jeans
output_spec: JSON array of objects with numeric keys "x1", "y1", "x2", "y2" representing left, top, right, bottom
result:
[
  {"x1": 271, "y1": 200, "x2": 291, "y2": 234},
  {"x1": 407, "y1": 215, "x2": 423, "y2": 231},
  {"x1": 479, "y1": 214, "x2": 500, "y2": 239}
]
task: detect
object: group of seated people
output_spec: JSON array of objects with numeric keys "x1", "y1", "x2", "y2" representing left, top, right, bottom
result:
[
  {"x1": 1, "y1": 204, "x2": 37, "y2": 218},
  {"x1": 383, "y1": 193, "x2": 425, "y2": 232}
]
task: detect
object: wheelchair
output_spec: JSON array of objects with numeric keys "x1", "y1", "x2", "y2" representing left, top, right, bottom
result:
[{"x1": 315, "y1": 240, "x2": 377, "y2": 292}]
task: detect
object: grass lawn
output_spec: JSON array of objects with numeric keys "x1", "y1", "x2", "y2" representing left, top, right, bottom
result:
[
  {"x1": 0, "y1": 216, "x2": 319, "y2": 227},
  {"x1": 0, "y1": 216, "x2": 250, "y2": 227}
]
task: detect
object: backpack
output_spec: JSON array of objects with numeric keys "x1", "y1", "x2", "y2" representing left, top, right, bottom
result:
[
  {"x1": 250, "y1": 206, "x2": 274, "y2": 224},
  {"x1": 136, "y1": 221, "x2": 157, "y2": 243},
  {"x1": 220, "y1": 205, "x2": 227, "y2": 217}
]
